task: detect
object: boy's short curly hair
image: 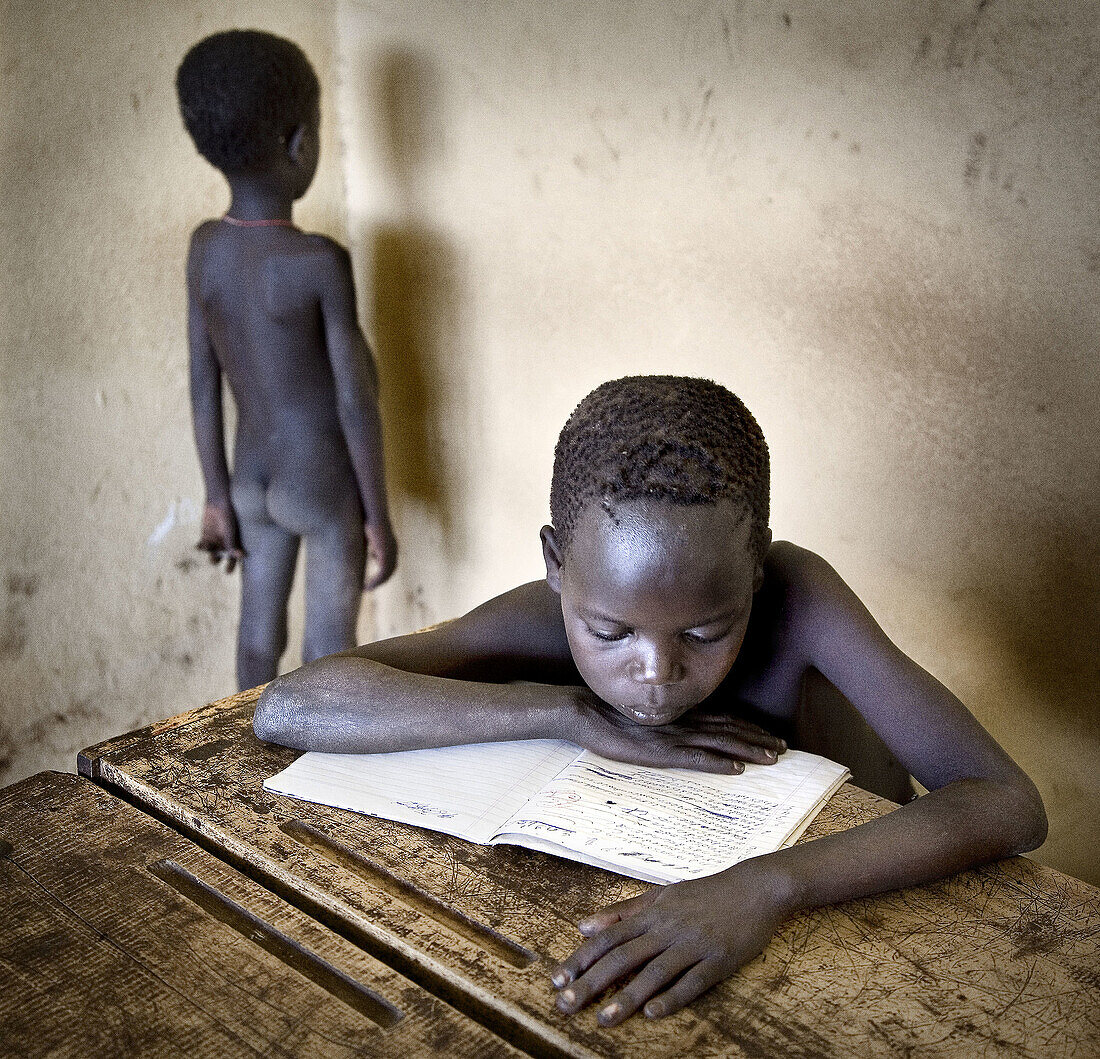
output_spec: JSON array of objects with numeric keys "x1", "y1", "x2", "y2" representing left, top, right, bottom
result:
[
  {"x1": 176, "y1": 29, "x2": 319, "y2": 174},
  {"x1": 550, "y1": 376, "x2": 771, "y2": 563}
]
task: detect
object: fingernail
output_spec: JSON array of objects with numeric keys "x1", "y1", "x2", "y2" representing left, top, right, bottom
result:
[
  {"x1": 599, "y1": 1002, "x2": 621, "y2": 1023},
  {"x1": 560, "y1": 989, "x2": 576, "y2": 1005},
  {"x1": 645, "y1": 1001, "x2": 664, "y2": 1018},
  {"x1": 779, "y1": 739, "x2": 787, "y2": 750},
  {"x1": 765, "y1": 749, "x2": 777, "y2": 760},
  {"x1": 551, "y1": 970, "x2": 570, "y2": 988}
]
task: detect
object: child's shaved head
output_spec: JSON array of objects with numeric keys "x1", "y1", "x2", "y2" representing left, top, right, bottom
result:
[
  {"x1": 176, "y1": 29, "x2": 319, "y2": 174},
  {"x1": 550, "y1": 376, "x2": 771, "y2": 563}
]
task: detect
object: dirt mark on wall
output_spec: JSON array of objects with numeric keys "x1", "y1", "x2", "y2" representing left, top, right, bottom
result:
[{"x1": 0, "y1": 572, "x2": 38, "y2": 660}]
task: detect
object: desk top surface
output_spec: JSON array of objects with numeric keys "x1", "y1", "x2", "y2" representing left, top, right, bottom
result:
[
  {"x1": 76, "y1": 687, "x2": 1100, "y2": 1059},
  {"x1": 0, "y1": 770, "x2": 526, "y2": 1059}
]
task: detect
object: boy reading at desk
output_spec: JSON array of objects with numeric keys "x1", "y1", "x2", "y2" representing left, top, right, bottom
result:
[
  {"x1": 255, "y1": 375, "x2": 1046, "y2": 1026},
  {"x1": 176, "y1": 30, "x2": 397, "y2": 689}
]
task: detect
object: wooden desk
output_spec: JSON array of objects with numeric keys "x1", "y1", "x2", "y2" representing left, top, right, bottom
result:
[
  {"x1": 75, "y1": 688, "x2": 1100, "y2": 1058},
  {"x1": 0, "y1": 771, "x2": 524, "y2": 1058}
]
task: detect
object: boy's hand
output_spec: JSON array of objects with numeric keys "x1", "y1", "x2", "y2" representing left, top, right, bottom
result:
[
  {"x1": 565, "y1": 691, "x2": 786, "y2": 773},
  {"x1": 364, "y1": 522, "x2": 397, "y2": 590},
  {"x1": 197, "y1": 501, "x2": 245, "y2": 573},
  {"x1": 552, "y1": 863, "x2": 789, "y2": 1025}
]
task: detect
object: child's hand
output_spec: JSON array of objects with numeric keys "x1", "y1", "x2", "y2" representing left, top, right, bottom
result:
[
  {"x1": 197, "y1": 501, "x2": 245, "y2": 573},
  {"x1": 551, "y1": 863, "x2": 789, "y2": 1025},
  {"x1": 565, "y1": 691, "x2": 786, "y2": 773},
  {"x1": 364, "y1": 521, "x2": 397, "y2": 590}
]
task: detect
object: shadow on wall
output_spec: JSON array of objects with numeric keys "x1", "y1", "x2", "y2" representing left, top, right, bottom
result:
[
  {"x1": 362, "y1": 50, "x2": 465, "y2": 558},
  {"x1": 796, "y1": 226, "x2": 1099, "y2": 880}
]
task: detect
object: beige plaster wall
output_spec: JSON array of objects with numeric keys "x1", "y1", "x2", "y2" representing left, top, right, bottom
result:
[
  {"x1": 0, "y1": 0, "x2": 346, "y2": 778},
  {"x1": 1, "y1": 0, "x2": 1096, "y2": 885},
  {"x1": 341, "y1": 0, "x2": 1099, "y2": 883}
]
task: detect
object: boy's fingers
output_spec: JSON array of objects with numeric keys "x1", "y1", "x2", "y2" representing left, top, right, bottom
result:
[
  {"x1": 643, "y1": 957, "x2": 730, "y2": 1019},
  {"x1": 576, "y1": 892, "x2": 655, "y2": 936},
  {"x1": 596, "y1": 948, "x2": 697, "y2": 1026},
  {"x1": 556, "y1": 934, "x2": 664, "y2": 1013},
  {"x1": 679, "y1": 733, "x2": 782, "y2": 765},
  {"x1": 684, "y1": 715, "x2": 786, "y2": 750},
  {"x1": 666, "y1": 747, "x2": 745, "y2": 774},
  {"x1": 551, "y1": 917, "x2": 646, "y2": 989}
]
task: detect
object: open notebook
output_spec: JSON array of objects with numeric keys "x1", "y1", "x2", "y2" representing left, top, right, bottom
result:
[{"x1": 265, "y1": 741, "x2": 850, "y2": 885}]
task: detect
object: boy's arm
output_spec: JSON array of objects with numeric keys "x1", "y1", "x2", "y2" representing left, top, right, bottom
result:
[
  {"x1": 317, "y1": 242, "x2": 396, "y2": 589},
  {"x1": 187, "y1": 239, "x2": 243, "y2": 572},
  {"x1": 551, "y1": 545, "x2": 1047, "y2": 1025},
  {"x1": 255, "y1": 581, "x2": 784, "y2": 769}
]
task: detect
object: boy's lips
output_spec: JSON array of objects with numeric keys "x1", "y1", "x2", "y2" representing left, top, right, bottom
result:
[{"x1": 614, "y1": 699, "x2": 687, "y2": 726}]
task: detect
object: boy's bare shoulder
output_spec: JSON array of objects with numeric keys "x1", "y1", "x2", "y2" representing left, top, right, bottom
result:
[
  {"x1": 759, "y1": 541, "x2": 874, "y2": 652},
  {"x1": 185, "y1": 220, "x2": 221, "y2": 270},
  {"x1": 293, "y1": 231, "x2": 351, "y2": 267}
]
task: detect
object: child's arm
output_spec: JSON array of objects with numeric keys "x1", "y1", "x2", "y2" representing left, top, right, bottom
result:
[
  {"x1": 550, "y1": 545, "x2": 1047, "y2": 1025},
  {"x1": 254, "y1": 581, "x2": 785, "y2": 771},
  {"x1": 187, "y1": 235, "x2": 243, "y2": 572},
  {"x1": 316, "y1": 242, "x2": 396, "y2": 589}
]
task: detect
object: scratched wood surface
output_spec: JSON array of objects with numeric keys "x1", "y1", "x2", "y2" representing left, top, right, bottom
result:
[
  {"x1": 79, "y1": 689, "x2": 1100, "y2": 1058},
  {"x1": 0, "y1": 771, "x2": 526, "y2": 1059}
]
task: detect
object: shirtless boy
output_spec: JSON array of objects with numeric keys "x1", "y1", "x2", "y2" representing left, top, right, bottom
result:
[
  {"x1": 255, "y1": 375, "x2": 1046, "y2": 1025},
  {"x1": 176, "y1": 30, "x2": 397, "y2": 689}
]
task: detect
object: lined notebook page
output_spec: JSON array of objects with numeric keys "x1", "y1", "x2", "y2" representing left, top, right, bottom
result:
[
  {"x1": 263, "y1": 740, "x2": 582, "y2": 844},
  {"x1": 495, "y1": 749, "x2": 850, "y2": 883}
]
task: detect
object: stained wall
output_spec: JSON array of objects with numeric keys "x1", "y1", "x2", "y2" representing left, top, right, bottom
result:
[{"x1": 1, "y1": 0, "x2": 1096, "y2": 884}]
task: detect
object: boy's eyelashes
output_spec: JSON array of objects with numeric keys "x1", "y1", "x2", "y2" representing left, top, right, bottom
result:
[
  {"x1": 583, "y1": 624, "x2": 733, "y2": 645},
  {"x1": 587, "y1": 626, "x2": 629, "y2": 642}
]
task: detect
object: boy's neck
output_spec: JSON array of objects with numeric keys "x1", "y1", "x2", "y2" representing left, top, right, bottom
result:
[{"x1": 225, "y1": 178, "x2": 295, "y2": 224}]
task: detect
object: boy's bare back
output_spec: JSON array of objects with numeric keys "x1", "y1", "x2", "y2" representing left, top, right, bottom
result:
[{"x1": 189, "y1": 222, "x2": 366, "y2": 516}]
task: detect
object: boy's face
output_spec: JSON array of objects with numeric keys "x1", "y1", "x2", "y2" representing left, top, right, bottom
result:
[{"x1": 543, "y1": 499, "x2": 764, "y2": 725}]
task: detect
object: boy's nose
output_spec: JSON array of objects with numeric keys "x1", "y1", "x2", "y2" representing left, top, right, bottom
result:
[{"x1": 630, "y1": 641, "x2": 684, "y2": 685}]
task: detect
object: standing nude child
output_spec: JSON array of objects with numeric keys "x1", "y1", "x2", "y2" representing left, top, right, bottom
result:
[
  {"x1": 176, "y1": 30, "x2": 397, "y2": 688},
  {"x1": 255, "y1": 375, "x2": 1046, "y2": 1026}
]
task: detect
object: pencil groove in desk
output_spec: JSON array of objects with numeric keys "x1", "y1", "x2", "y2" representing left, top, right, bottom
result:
[
  {"x1": 280, "y1": 819, "x2": 539, "y2": 970},
  {"x1": 88, "y1": 768, "x2": 594, "y2": 1059},
  {"x1": 148, "y1": 858, "x2": 406, "y2": 1030}
]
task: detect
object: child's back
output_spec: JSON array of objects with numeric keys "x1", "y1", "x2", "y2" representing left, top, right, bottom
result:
[
  {"x1": 192, "y1": 222, "x2": 360, "y2": 498},
  {"x1": 178, "y1": 31, "x2": 396, "y2": 688}
]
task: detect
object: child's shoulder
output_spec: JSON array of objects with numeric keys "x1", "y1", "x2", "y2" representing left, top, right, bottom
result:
[{"x1": 757, "y1": 540, "x2": 877, "y2": 654}]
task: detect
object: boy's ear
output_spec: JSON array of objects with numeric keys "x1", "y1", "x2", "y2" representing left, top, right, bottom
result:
[
  {"x1": 752, "y1": 528, "x2": 773, "y2": 592},
  {"x1": 540, "y1": 525, "x2": 564, "y2": 594},
  {"x1": 286, "y1": 124, "x2": 307, "y2": 163}
]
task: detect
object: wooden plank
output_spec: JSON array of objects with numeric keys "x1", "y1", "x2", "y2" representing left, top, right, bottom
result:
[
  {"x1": 81, "y1": 692, "x2": 1100, "y2": 1058},
  {"x1": 0, "y1": 772, "x2": 529, "y2": 1059}
]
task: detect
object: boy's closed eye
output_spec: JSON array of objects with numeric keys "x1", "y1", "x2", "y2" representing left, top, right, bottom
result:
[
  {"x1": 584, "y1": 624, "x2": 734, "y2": 645},
  {"x1": 587, "y1": 625, "x2": 631, "y2": 642}
]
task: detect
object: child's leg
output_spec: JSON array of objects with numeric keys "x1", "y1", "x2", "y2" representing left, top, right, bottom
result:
[
  {"x1": 301, "y1": 502, "x2": 366, "y2": 663},
  {"x1": 236, "y1": 513, "x2": 300, "y2": 689}
]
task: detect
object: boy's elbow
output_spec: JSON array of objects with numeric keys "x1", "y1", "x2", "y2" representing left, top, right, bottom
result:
[
  {"x1": 993, "y1": 778, "x2": 1048, "y2": 855},
  {"x1": 254, "y1": 679, "x2": 301, "y2": 747}
]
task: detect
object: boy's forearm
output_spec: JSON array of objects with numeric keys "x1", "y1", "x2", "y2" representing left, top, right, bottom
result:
[
  {"x1": 333, "y1": 330, "x2": 392, "y2": 530},
  {"x1": 191, "y1": 398, "x2": 231, "y2": 503},
  {"x1": 339, "y1": 392, "x2": 392, "y2": 529},
  {"x1": 255, "y1": 656, "x2": 569, "y2": 753},
  {"x1": 747, "y1": 778, "x2": 1047, "y2": 914}
]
